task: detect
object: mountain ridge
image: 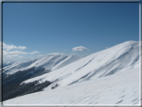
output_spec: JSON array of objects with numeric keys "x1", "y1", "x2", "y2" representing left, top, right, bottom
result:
[{"x1": 22, "y1": 41, "x2": 139, "y2": 87}]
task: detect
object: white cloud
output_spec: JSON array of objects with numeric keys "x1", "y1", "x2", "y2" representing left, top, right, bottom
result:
[
  {"x1": 1, "y1": 42, "x2": 40, "y2": 62},
  {"x1": 30, "y1": 51, "x2": 39, "y2": 54},
  {"x1": 72, "y1": 46, "x2": 89, "y2": 52},
  {"x1": 3, "y1": 50, "x2": 27, "y2": 57},
  {"x1": 3, "y1": 42, "x2": 26, "y2": 51}
]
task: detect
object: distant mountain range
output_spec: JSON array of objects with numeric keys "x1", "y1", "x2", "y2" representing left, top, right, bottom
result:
[{"x1": 3, "y1": 53, "x2": 80, "y2": 100}]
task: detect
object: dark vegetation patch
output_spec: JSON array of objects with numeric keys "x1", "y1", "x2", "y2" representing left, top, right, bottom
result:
[{"x1": 3, "y1": 67, "x2": 51, "y2": 101}]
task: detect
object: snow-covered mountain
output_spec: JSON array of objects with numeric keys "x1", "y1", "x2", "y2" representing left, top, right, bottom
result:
[
  {"x1": 3, "y1": 41, "x2": 141, "y2": 105},
  {"x1": 21, "y1": 41, "x2": 139, "y2": 87},
  {"x1": 2, "y1": 53, "x2": 80, "y2": 101}
]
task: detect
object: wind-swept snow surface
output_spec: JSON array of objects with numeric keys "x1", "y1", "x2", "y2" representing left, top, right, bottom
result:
[
  {"x1": 4, "y1": 65, "x2": 140, "y2": 106},
  {"x1": 3, "y1": 41, "x2": 141, "y2": 105}
]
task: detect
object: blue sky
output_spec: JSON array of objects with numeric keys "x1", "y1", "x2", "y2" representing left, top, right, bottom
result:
[{"x1": 3, "y1": 3, "x2": 139, "y2": 62}]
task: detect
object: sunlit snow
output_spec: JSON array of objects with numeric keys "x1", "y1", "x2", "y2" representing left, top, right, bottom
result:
[{"x1": 3, "y1": 41, "x2": 141, "y2": 106}]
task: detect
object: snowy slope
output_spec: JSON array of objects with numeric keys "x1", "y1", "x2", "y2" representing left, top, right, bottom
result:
[
  {"x1": 22, "y1": 41, "x2": 139, "y2": 87},
  {"x1": 4, "y1": 65, "x2": 140, "y2": 105},
  {"x1": 3, "y1": 40, "x2": 140, "y2": 105}
]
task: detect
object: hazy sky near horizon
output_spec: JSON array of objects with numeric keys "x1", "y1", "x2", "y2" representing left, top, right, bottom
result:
[{"x1": 3, "y1": 3, "x2": 139, "y2": 62}]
